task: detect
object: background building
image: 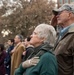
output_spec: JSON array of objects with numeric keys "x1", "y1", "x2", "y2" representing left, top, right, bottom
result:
[{"x1": 57, "y1": 0, "x2": 74, "y2": 7}]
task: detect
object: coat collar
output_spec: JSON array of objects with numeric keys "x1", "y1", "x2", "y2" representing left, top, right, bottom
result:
[
  {"x1": 62, "y1": 25, "x2": 74, "y2": 38},
  {"x1": 68, "y1": 25, "x2": 74, "y2": 33},
  {"x1": 54, "y1": 24, "x2": 74, "y2": 49}
]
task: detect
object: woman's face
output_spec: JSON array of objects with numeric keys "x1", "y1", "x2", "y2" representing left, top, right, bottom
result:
[
  {"x1": 7, "y1": 40, "x2": 12, "y2": 45},
  {"x1": 24, "y1": 38, "x2": 29, "y2": 47},
  {"x1": 30, "y1": 29, "x2": 43, "y2": 47}
]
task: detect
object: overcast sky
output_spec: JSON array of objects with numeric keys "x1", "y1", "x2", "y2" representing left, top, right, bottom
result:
[
  {"x1": 49, "y1": 0, "x2": 57, "y2": 2},
  {"x1": 52, "y1": 0, "x2": 57, "y2": 2}
]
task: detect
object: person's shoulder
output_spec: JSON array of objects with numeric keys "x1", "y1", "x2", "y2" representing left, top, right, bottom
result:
[
  {"x1": 40, "y1": 52, "x2": 56, "y2": 61},
  {"x1": 2, "y1": 50, "x2": 7, "y2": 57},
  {"x1": 38, "y1": 52, "x2": 57, "y2": 67},
  {"x1": 68, "y1": 25, "x2": 74, "y2": 33},
  {"x1": 19, "y1": 43, "x2": 25, "y2": 48}
]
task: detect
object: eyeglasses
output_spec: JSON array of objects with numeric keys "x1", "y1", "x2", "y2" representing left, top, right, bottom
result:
[
  {"x1": 57, "y1": 11, "x2": 64, "y2": 15},
  {"x1": 57, "y1": 10, "x2": 71, "y2": 15}
]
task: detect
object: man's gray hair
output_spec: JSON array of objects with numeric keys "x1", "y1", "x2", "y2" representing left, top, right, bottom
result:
[
  {"x1": 16, "y1": 34, "x2": 23, "y2": 42},
  {"x1": 35, "y1": 24, "x2": 56, "y2": 46}
]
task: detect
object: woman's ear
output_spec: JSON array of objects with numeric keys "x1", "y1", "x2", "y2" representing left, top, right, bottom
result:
[{"x1": 41, "y1": 37, "x2": 46, "y2": 43}]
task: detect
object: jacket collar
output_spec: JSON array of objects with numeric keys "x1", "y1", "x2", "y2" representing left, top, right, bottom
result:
[
  {"x1": 68, "y1": 25, "x2": 74, "y2": 33},
  {"x1": 54, "y1": 24, "x2": 74, "y2": 49},
  {"x1": 61, "y1": 24, "x2": 74, "y2": 40}
]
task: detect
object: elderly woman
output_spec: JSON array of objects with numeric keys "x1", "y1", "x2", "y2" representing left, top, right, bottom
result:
[{"x1": 14, "y1": 24, "x2": 58, "y2": 75}]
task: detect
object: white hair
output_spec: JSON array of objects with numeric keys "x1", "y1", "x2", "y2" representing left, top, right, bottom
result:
[{"x1": 35, "y1": 24, "x2": 56, "y2": 46}]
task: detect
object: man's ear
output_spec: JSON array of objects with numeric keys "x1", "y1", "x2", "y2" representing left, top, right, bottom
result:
[{"x1": 68, "y1": 12, "x2": 73, "y2": 19}]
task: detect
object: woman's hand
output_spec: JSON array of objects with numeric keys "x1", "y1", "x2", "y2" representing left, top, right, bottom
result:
[{"x1": 22, "y1": 57, "x2": 39, "y2": 68}]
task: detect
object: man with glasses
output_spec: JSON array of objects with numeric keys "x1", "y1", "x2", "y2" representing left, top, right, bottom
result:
[{"x1": 52, "y1": 3, "x2": 74, "y2": 75}]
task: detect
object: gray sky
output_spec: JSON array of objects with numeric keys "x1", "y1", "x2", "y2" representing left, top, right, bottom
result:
[{"x1": 49, "y1": 0, "x2": 57, "y2": 2}]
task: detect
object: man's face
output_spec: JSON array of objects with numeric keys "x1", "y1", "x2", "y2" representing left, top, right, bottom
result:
[
  {"x1": 14, "y1": 36, "x2": 20, "y2": 44},
  {"x1": 56, "y1": 10, "x2": 70, "y2": 26}
]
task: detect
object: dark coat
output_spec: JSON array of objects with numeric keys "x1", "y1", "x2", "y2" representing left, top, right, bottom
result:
[
  {"x1": 54, "y1": 25, "x2": 74, "y2": 75},
  {"x1": 22, "y1": 47, "x2": 34, "y2": 61},
  {"x1": 0, "y1": 51, "x2": 7, "y2": 75},
  {"x1": 5, "y1": 45, "x2": 14, "y2": 66},
  {"x1": 14, "y1": 43, "x2": 58, "y2": 75},
  {"x1": 5, "y1": 45, "x2": 14, "y2": 75}
]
